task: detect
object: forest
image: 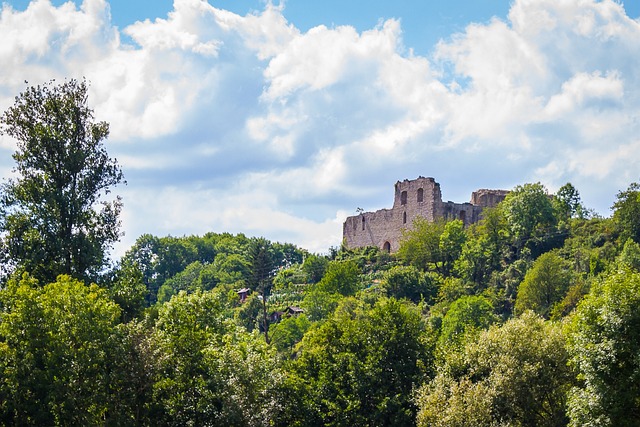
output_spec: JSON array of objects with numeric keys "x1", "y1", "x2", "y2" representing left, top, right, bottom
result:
[{"x1": 1, "y1": 80, "x2": 640, "y2": 426}]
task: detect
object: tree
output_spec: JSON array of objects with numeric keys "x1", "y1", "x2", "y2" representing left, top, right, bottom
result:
[
  {"x1": 417, "y1": 312, "x2": 574, "y2": 427},
  {"x1": 109, "y1": 259, "x2": 147, "y2": 322},
  {"x1": 612, "y1": 182, "x2": 640, "y2": 244},
  {"x1": 398, "y1": 218, "x2": 467, "y2": 276},
  {"x1": 514, "y1": 251, "x2": 573, "y2": 318},
  {"x1": 277, "y1": 298, "x2": 431, "y2": 426},
  {"x1": 247, "y1": 237, "x2": 276, "y2": 342},
  {"x1": 302, "y1": 254, "x2": 329, "y2": 283},
  {"x1": 269, "y1": 314, "x2": 311, "y2": 355},
  {"x1": 0, "y1": 79, "x2": 124, "y2": 284},
  {"x1": 439, "y1": 220, "x2": 467, "y2": 276},
  {"x1": 380, "y1": 265, "x2": 437, "y2": 304},
  {"x1": 566, "y1": 268, "x2": 640, "y2": 426},
  {"x1": 554, "y1": 182, "x2": 586, "y2": 220},
  {"x1": 501, "y1": 182, "x2": 556, "y2": 251},
  {"x1": 438, "y1": 295, "x2": 498, "y2": 350},
  {"x1": 397, "y1": 217, "x2": 445, "y2": 272},
  {"x1": 455, "y1": 207, "x2": 508, "y2": 289},
  {"x1": 315, "y1": 259, "x2": 361, "y2": 296},
  {"x1": 151, "y1": 290, "x2": 280, "y2": 426},
  {"x1": 0, "y1": 274, "x2": 123, "y2": 425}
]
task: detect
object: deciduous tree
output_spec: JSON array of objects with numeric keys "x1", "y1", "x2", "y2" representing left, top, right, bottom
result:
[
  {"x1": 417, "y1": 312, "x2": 574, "y2": 427},
  {"x1": 514, "y1": 251, "x2": 573, "y2": 318},
  {"x1": 566, "y1": 268, "x2": 640, "y2": 426},
  {"x1": 501, "y1": 182, "x2": 556, "y2": 251},
  {"x1": 278, "y1": 298, "x2": 431, "y2": 426},
  {"x1": 0, "y1": 79, "x2": 124, "y2": 283},
  {"x1": 0, "y1": 274, "x2": 123, "y2": 425},
  {"x1": 612, "y1": 182, "x2": 640, "y2": 244}
]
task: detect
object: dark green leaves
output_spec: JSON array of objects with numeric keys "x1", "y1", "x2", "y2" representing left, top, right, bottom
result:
[{"x1": 0, "y1": 79, "x2": 124, "y2": 283}]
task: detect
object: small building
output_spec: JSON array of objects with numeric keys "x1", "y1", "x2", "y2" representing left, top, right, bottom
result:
[
  {"x1": 269, "y1": 306, "x2": 305, "y2": 324},
  {"x1": 270, "y1": 311, "x2": 285, "y2": 323},
  {"x1": 285, "y1": 306, "x2": 304, "y2": 316},
  {"x1": 237, "y1": 288, "x2": 250, "y2": 303}
]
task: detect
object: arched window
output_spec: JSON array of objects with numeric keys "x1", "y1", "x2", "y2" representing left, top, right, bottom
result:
[
  {"x1": 362, "y1": 216, "x2": 366, "y2": 230},
  {"x1": 417, "y1": 188, "x2": 424, "y2": 203},
  {"x1": 403, "y1": 211, "x2": 407, "y2": 224},
  {"x1": 382, "y1": 241, "x2": 391, "y2": 253},
  {"x1": 401, "y1": 191, "x2": 407, "y2": 205},
  {"x1": 459, "y1": 210, "x2": 466, "y2": 224}
]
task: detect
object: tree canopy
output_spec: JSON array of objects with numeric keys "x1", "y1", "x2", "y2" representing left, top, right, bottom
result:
[
  {"x1": 0, "y1": 87, "x2": 639, "y2": 427},
  {"x1": 0, "y1": 79, "x2": 124, "y2": 283}
]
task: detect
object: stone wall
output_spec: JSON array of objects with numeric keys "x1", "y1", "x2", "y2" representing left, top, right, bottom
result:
[{"x1": 343, "y1": 177, "x2": 508, "y2": 253}]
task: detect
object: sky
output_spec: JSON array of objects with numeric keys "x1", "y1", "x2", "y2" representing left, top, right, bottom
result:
[{"x1": 1, "y1": 0, "x2": 639, "y2": 257}]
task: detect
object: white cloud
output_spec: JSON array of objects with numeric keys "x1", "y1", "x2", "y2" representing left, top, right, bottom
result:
[
  {"x1": 542, "y1": 70, "x2": 623, "y2": 117},
  {"x1": 1, "y1": 0, "x2": 640, "y2": 255}
]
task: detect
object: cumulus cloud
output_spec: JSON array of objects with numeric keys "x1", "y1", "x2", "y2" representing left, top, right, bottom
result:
[{"x1": 1, "y1": 0, "x2": 640, "y2": 256}]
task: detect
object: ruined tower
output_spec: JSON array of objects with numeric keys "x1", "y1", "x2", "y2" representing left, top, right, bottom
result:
[{"x1": 342, "y1": 177, "x2": 508, "y2": 253}]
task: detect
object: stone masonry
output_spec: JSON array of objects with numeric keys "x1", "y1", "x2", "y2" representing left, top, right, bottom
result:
[{"x1": 342, "y1": 177, "x2": 509, "y2": 253}]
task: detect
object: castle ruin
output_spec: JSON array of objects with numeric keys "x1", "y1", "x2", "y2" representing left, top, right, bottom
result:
[{"x1": 342, "y1": 177, "x2": 509, "y2": 253}]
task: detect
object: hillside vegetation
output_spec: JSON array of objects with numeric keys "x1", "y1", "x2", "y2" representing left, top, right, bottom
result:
[
  {"x1": 2, "y1": 80, "x2": 640, "y2": 426},
  {"x1": 2, "y1": 181, "x2": 640, "y2": 425}
]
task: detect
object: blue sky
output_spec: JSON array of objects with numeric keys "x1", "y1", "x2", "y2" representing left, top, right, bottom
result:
[
  {"x1": 43, "y1": 0, "x2": 516, "y2": 53},
  {"x1": 1, "y1": 0, "x2": 640, "y2": 256}
]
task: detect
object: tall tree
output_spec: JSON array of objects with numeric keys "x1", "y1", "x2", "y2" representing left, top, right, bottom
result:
[
  {"x1": 0, "y1": 79, "x2": 124, "y2": 283},
  {"x1": 277, "y1": 298, "x2": 431, "y2": 426},
  {"x1": 566, "y1": 267, "x2": 640, "y2": 426},
  {"x1": 247, "y1": 237, "x2": 276, "y2": 343},
  {"x1": 0, "y1": 274, "x2": 124, "y2": 425},
  {"x1": 501, "y1": 182, "x2": 556, "y2": 251},
  {"x1": 612, "y1": 182, "x2": 640, "y2": 244},
  {"x1": 514, "y1": 251, "x2": 573, "y2": 319},
  {"x1": 554, "y1": 182, "x2": 586, "y2": 220},
  {"x1": 398, "y1": 218, "x2": 467, "y2": 275},
  {"x1": 417, "y1": 312, "x2": 574, "y2": 427}
]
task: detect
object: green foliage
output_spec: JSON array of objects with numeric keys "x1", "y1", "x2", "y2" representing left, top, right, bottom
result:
[
  {"x1": 417, "y1": 312, "x2": 574, "y2": 427},
  {"x1": 438, "y1": 295, "x2": 498, "y2": 350},
  {"x1": 617, "y1": 238, "x2": 640, "y2": 271},
  {"x1": 315, "y1": 259, "x2": 361, "y2": 296},
  {"x1": 550, "y1": 277, "x2": 590, "y2": 321},
  {"x1": 213, "y1": 252, "x2": 250, "y2": 286},
  {"x1": 269, "y1": 314, "x2": 311, "y2": 354},
  {"x1": 156, "y1": 261, "x2": 219, "y2": 303},
  {"x1": 554, "y1": 182, "x2": 587, "y2": 221},
  {"x1": 455, "y1": 207, "x2": 508, "y2": 289},
  {"x1": 398, "y1": 218, "x2": 466, "y2": 275},
  {"x1": 234, "y1": 293, "x2": 262, "y2": 332},
  {"x1": 273, "y1": 265, "x2": 305, "y2": 291},
  {"x1": 302, "y1": 254, "x2": 329, "y2": 283},
  {"x1": 515, "y1": 251, "x2": 573, "y2": 318},
  {"x1": 566, "y1": 268, "x2": 640, "y2": 426},
  {"x1": 152, "y1": 289, "x2": 281, "y2": 425},
  {"x1": 439, "y1": 219, "x2": 467, "y2": 275},
  {"x1": 278, "y1": 298, "x2": 432, "y2": 426},
  {"x1": 398, "y1": 217, "x2": 443, "y2": 271},
  {"x1": 247, "y1": 237, "x2": 276, "y2": 342},
  {"x1": 0, "y1": 79, "x2": 124, "y2": 284},
  {"x1": 4, "y1": 169, "x2": 640, "y2": 425},
  {"x1": 612, "y1": 182, "x2": 640, "y2": 244},
  {"x1": 501, "y1": 182, "x2": 557, "y2": 250},
  {"x1": 0, "y1": 274, "x2": 123, "y2": 425},
  {"x1": 301, "y1": 288, "x2": 344, "y2": 321},
  {"x1": 558, "y1": 217, "x2": 617, "y2": 276},
  {"x1": 109, "y1": 260, "x2": 147, "y2": 322},
  {"x1": 379, "y1": 265, "x2": 437, "y2": 303},
  {"x1": 121, "y1": 232, "x2": 307, "y2": 307}
]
